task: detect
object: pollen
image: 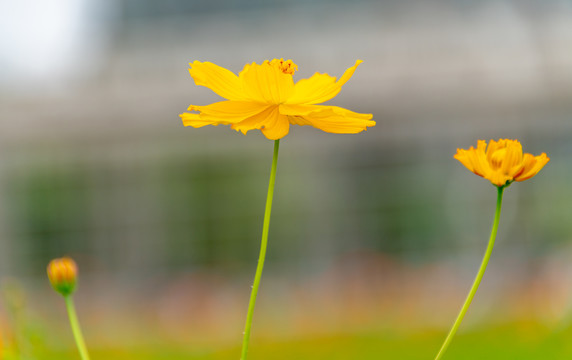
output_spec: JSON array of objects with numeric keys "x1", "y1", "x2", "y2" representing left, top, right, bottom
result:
[{"x1": 271, "y1": 58, "x2": 298, "y2": 75}]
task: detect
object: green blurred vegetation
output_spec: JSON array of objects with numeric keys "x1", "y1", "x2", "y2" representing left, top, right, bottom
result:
[
  {"x1": 4, "y1": 272, "x2": 571, "y2": 360},
  {"x1": 3, "y1": 320, "x2": 572, "y2": 360}
]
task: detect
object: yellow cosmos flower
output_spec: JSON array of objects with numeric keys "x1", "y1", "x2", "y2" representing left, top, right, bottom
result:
[
  {"x1": 179, "y1": 58, "x2": 375, "y2": 140},
  {"x1": 454, "y1": 139, "x2": 549, "y2": 187}
]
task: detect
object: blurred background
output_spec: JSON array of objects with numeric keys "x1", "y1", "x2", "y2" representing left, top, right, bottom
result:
[{"x1": 1, "y1": 0, "x2": 572, "y2": 359}]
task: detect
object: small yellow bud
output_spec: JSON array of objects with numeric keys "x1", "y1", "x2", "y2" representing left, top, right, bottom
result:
[{"x1": 47, "y1": 257, "x2": 78, "y2": 296}]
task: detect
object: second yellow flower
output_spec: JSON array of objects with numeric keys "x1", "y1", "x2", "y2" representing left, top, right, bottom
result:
[{"x1": 454, "y1": 139, "x2": 549, "y2": 187}]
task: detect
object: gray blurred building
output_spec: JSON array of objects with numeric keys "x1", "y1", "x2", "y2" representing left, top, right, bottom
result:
[{"x1": 0, "y1": 0, "x2": 571, "y2": 280}]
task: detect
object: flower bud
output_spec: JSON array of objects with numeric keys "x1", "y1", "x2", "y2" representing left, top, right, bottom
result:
[{"x1": 47, "y1": 257, "x2": 78, "y2": 296}]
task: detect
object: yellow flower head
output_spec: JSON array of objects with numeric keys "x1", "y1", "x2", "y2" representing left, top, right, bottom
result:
[
  {"x1": 454, "y1": 139, "x2": 550, "y2": 187},
  {"x1": 180, "y1": 58, "x2": 375, "y2": 140},
  {"x1": 47, "y1": 257, "x2": 78, "y2": 296}
]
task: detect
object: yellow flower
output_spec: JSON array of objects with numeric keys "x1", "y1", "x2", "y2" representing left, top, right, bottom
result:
[
  {"x1": 179, "y1": 58, "x2": 375, "y2": 140},
  {"x1": 47, "y1": 257, "x2": 78, "y2": 296},
  {"x1": 454, "y1": 139, "x2": 549, "y2": 187}
]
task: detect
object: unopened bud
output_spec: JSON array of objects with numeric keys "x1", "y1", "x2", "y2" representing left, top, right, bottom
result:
[{"x1": 47, "y1": 257, "x2": 78, "y2": 296}]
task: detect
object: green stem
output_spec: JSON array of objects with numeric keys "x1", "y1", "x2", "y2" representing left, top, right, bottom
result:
[
  {"x1": 64, "y1": 295, "x2": 91, "y2": 360},
  {"x1": 240, "y1": 139, "x2": 280, "y2": 360},
  {"x1": 434, "y1": 185, "x2": 504, "y2": 360}
]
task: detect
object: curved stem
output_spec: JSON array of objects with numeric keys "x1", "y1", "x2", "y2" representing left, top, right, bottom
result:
[
  {"x1": 240, "y1": 139, "x2": 280, "y2": 360},
  {"x1": 64, "y1": 295, "x2": 91, "y2": 360},
  {"x1": 434, "y1": 185, "x2": 504, "y2": 360}
]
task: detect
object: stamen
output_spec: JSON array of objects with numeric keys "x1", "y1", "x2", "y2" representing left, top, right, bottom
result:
[{"x1": 271, "y1": 58, "x2": 298, "y2": 75}]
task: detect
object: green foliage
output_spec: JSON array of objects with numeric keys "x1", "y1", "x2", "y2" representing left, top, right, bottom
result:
[{"x1": 8, "y1": 321, "x2": 572, "y2": 360}]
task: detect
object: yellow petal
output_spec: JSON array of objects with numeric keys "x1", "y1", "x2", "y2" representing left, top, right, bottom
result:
[
  {"x1": 514, "y1": 153, "x2": 550, "y2": 182},
  {"x1": 230, "y1": 106, "x2": 290, "y2": 139},
  {"x1": 486, "y1": 139, "x2": 501, "y2": 168},
  {"x1": 453, "y1": 148, "x2": 476, "y2": 173},
  {"x1": 287, "y1": 60, "x2": 363, "y2": 105},
  {"x1": 230, "y1": 106, "x2": 274, "y2": 134},
  {"x1": 180, "y1": 112, "x2": 219, "y2": 128},
  {"x1": 261, "y1": 107, "x2": 290, "y2": 140},
  {"x1": 473, "y1": 140, "x2": 489, "y2": 178},
  {"x1": 239, "y1": 61, "x2": 294, "y2": 103},
  {"x1": 188, "y1": 61, "x2": 246, "y2": 101},
  {"x1": 181, "y1": 101, "x2": 269, "y2": 128},
  {"x1": 279, "y1": 104, "x2": 374, "y2": 134},
  {"x1": 454, "y1": 144, "x2": 489, "y2": 179},
  {"x1": 501, "y1": 140, "x2": 523, "y2": 174}
]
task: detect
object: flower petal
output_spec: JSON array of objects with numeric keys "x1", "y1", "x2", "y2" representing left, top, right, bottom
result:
[
  {"x1": 454, "y1": 148, "x2": 477, "y2": 174},
  {"x1": 180, "y1": 101, "x2": 269, "y2": 128},
  {"x1": 287, "y1": 60, "x2": 363, "y2": 105},
  {"x1": 454, "y1": 141, "x2": 490, "y2": 179},
  {"x1": 501, "y1": 141, "x2": 523, "y2": 174},
  {"x1": 514, "y1": 153, "x2": 550, "y2": 182},
  {"x1": 486, "y1": 139, "x2": 501, "y2": 167},
  {"x1": 239, "y1": 61, "x2": 294, "y2": 103},
  {"x1": 230, "y1": 105, "x2": 273, "y2": 134},
  {"x1": 261, "y1": 107, "x2": 290, "y2": 140},
  {"x1": 188, "y1": 61, "x2": 246, "y2": 100},
  {"x1": 230, "y1": 106, "x2": 289, "y2": 139},
  {"x1": 180, "y1": 112, "x2": 219, "y2": 128},
  {"x1": 473, "y1": 140, "x2": 490, "y2": 178},
  {"x1": 279, "y1": 104, "x2": 374, "y2": 134}
]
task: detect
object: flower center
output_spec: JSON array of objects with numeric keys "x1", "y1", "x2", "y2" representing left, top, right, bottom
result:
[{"x1": 271, "y1": 58, "x2": 298, "y2": 75}]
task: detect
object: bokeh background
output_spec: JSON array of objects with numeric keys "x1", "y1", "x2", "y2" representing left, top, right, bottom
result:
[{"x1": 1, "y1": 0, "x2": 572, "y2": 359}]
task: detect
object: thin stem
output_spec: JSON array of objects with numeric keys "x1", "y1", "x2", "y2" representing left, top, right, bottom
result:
[
  {"x1": 64, "y1": 295, "x2": 91, "y2": 360},
  {"x1": 240, "y1": 139, "x2": 280, "y2": 360},
  {"x1": 434, "y1": 185, "x2": 504, "y2": 360}
]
